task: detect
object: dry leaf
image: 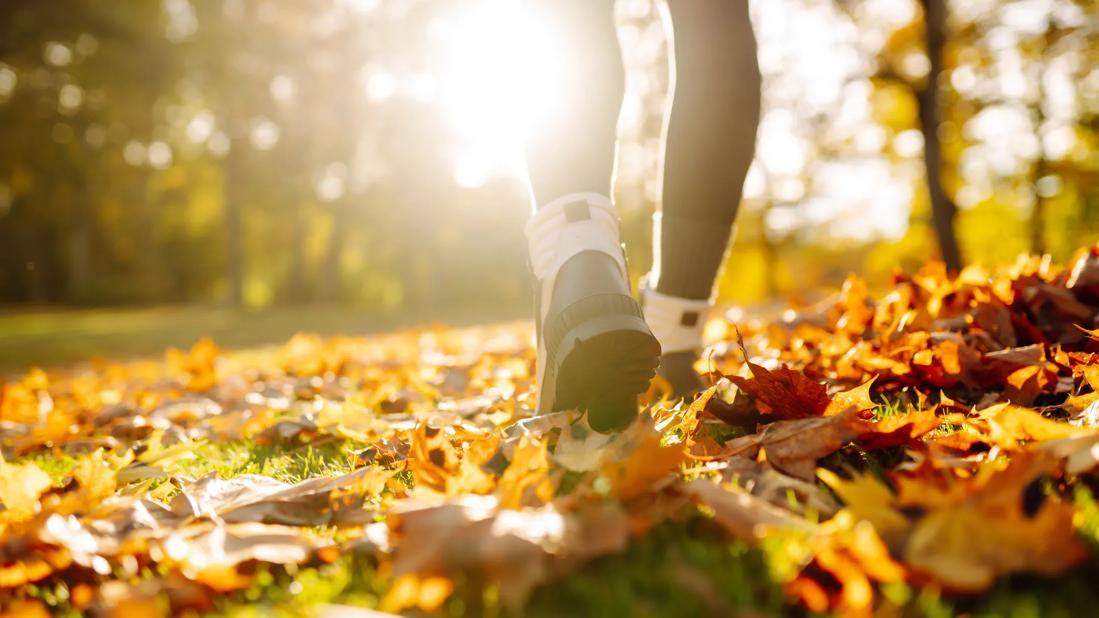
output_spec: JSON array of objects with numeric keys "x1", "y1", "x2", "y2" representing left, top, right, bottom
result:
[
  {"x1": 683, "y1": 478, "x2": 815, "y2": 541},
  {"x1": 0, "y1": 459, "x2": 52, "y2": 524}
]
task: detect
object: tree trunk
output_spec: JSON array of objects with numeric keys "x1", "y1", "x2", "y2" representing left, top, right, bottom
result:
[
  {"x1": 917, "y1": 0, "x2": 963, "y2": 272},
  {"x1": 1030, "y1": 19, "x2": 1055, "y2": 256}
]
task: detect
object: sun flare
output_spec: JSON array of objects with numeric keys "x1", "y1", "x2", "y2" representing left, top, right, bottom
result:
[{"x1": 430, "y1": 0, "x2": 566, "y2": 188}]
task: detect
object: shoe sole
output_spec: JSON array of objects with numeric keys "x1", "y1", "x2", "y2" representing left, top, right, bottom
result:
[{"x1": 552, "y1": 313, "x2": 661, "y2": 432}]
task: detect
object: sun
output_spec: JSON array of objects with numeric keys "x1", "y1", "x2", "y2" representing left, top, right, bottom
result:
[{"x1": 430, "y1": 0, "x2": 566, "y2": 188}]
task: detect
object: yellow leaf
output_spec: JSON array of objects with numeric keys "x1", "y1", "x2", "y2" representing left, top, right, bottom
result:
[
  {"x1": 73, "y1": 449, "x2": 118, "y2": 502},
  {"x1": 977, "y1": 403, "x2": 1085, "y2": 449},
  {"x1": 817, "y1": 468, "x2": 909, "y2": 549},
  {"x1": 380, "y1": 573, "x2": 454, "y2": 614},
  {"x1": 0, "y1": 459, "x2": 52, "y2": 524},
  {"x1": 496, "y1": 436, "x2": 552, "y2": 509},
  {"x1": 599, "y1": 422, "x2": 686, "y2": 500}
]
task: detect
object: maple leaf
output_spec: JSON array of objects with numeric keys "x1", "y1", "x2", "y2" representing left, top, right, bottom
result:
[
  {"x1": 721, "y1": 407, "x2": 863, "y2": 480},
  {"x1": 725, "y1": 330, "x2": 830, "y2": 420},
  {"x1": 855, "y1": 407, "x2": 940, "y2": 450},
  {"x1": 823, "y1": 378, "x2": 877, "y2": 417},
  {"x1": 406, "y1": 423, "x2": 497, "y2": 496}
]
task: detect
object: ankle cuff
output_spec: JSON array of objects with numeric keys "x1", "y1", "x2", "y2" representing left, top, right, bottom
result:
[
  {"x1": 525, "y1": 193, "x2": 626, "y2": 281},
  {"x1": 641, "y1": 278, "x2": 712, "y2": 353}
]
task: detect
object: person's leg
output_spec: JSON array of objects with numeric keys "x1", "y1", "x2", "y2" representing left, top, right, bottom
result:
[
  {"x1": 523, "y1": 0, "x2": 622, "y2": 205},
  {"x1": 646, "y1": 0, "x2": 761, "y2": 395},
  {"x1": 522, "y1": 0, "x2": 660, "y2": 431}
]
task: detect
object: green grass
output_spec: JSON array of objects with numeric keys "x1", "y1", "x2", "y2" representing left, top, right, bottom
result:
[
  {"x1": 523, "y1": 518, "x2": 786, "y2": 618},
  {"x1": 12, "y1": 433, "x2": 1099, "y2": 617},
  {"x1": 8, "y1": 369, "x2": 1099, "y2": 616},
  {"x1": 0, "y1": 303, "x2": 527, "y2": 374},
  {"x1": 156, "y1": 440, "x2": 362, "y2": 484}
]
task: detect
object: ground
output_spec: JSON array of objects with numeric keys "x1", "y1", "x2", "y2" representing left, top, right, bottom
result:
[{"x1": 2, "y1": 247, "x2": 1099, "y2": 618}]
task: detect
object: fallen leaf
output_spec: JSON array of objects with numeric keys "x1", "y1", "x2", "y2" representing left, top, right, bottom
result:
[
  {"x1": 682, "y1": 478, "x2": 815, "y2": 541},
  {"x1": 0, "y1": 459, "x2": 52, "y2": 524},
  {"x1": 598, "y1": 418, "x2": 687, "y2": 500},
  {"x1": 722, "y1": 406, "x2": 863, "y2": 480},
  {"x1": 724, "y1": 331, "x2": 830, "y2": 420},
  {"x1": 823, "y1": 378, "x2": 877, "y2": 417},
  {"x1": 496, "y1": 435, "x2": 553, "y2": 509}
]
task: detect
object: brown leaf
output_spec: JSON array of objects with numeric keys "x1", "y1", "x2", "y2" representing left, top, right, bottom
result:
[
  {"x1": 386, "y1": 495, "x2": 629, "y2": 610},
  {"x1": 722, "y1": 407, "x2": 862, "y2": 480},
  {"x1": 682, "y1": 478, "x2": 815, "y2": 541},
  {"x1": 720, "y1": 458, "x2": 840, "y2": 517},
  {"x1": 174, "y1": 467, "x2": 389, "y2": 526},
  {"x1": 154, "y1": 521, "x2": 324, "y2": 587},
  {"x1": 722, "y1": 330, "x2": 830, "y2": 420},
  {"x1": 726, "y1": 365, "x2": 830, "y2": 420}
]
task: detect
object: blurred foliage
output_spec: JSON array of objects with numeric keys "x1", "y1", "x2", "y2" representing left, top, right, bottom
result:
[{"x1": 0, "y1": 0, "x2": 1097, "y2": 313}]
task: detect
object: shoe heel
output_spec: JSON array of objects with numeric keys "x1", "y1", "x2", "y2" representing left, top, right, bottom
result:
[{"x1": 545, "y1": 294, "x2": 661, "y2": 431}]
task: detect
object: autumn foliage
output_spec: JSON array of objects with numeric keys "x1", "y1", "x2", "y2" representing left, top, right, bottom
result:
[{"x1": 2, "y1": 245, "x2": 1099, "y2": 616}]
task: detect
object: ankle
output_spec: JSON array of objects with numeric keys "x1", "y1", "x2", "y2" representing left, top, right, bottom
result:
[
  {"x1": 526, "y1": 193, "x2": 625, "y2": 285},
  {"x1": 641, "y1": 281, "x2": 712, "y2": 354}
]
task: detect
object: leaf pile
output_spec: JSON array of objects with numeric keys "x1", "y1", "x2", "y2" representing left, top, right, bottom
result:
[{"x1": 2, "y1": 244, "x2": 1099, "y2": 617}]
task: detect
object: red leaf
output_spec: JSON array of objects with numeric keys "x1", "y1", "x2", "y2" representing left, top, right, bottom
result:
[{"x1": 726, "y1": 330, "x2": 829, "y2": 420}]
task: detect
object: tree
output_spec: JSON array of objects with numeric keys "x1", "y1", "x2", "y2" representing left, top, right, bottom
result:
[{"x1": 916, "y1": 0, "x2": 963, "y2": 272}]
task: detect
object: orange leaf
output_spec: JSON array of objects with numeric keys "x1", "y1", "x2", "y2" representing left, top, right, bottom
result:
[
  {"x1": 600, "y1": 422, "x2": 687, "y2": 500},
  {"x1": 824, "y1": 378, "x2": 877, "y2": 417}
]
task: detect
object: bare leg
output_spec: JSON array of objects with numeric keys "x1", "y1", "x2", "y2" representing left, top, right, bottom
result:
[
  {"x1": 523, "y1": 0, "x2": 623, "y2": 208},
  {"x1": 654, "y1": 0, "x2": 761, "y2": 300}
]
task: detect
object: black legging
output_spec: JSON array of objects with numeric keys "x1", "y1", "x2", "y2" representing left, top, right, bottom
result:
[{"x1": 523, "y1": 0, "x2": 761, "y2": 301}]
